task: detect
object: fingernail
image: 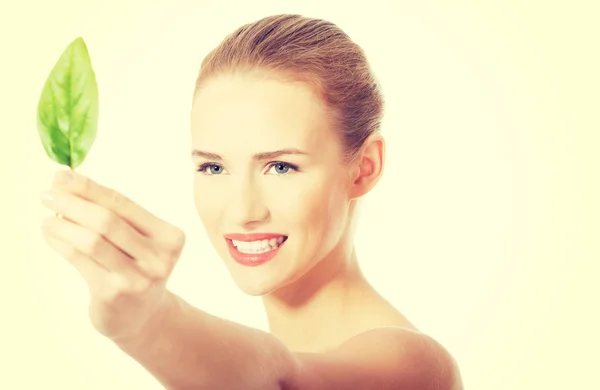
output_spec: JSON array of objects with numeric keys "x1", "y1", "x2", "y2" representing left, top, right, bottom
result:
[{"x1": 54, "y1": 171, "x2": 73, "y2": 185}]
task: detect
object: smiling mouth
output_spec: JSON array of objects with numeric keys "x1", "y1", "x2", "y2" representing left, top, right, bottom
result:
[{"x1": 228, "y1": 236, "x2": 288, "y2": 254}]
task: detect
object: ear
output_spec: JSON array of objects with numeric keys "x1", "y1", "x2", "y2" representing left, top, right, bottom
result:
[{"x1": 348, "y1": 133, "x2": 385, "y2": 200}]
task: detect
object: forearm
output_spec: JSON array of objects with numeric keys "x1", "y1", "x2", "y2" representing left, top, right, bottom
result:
[{"x1": 114, "y1": 291, "x2": 298, "y2": 390}]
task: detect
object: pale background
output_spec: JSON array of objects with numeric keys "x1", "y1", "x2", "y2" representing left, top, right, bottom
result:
[{"x1": 1, "y1": 0, "x2": 598, "y2": 389}]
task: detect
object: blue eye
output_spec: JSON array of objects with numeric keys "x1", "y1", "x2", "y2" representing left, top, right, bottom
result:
[
  {"x1": 197, "y1": 163, "x2": 225, "y2": 175},
  {"x1": 266, "y1": 162, "x2": 298, "y2": 175},
  {"x1": 196, "y1": 162, "x2": 299, "y2": 175}
]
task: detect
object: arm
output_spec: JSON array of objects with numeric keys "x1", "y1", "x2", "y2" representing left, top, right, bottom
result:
[
  {"x1": 117, "y1": 293, "x2": 462, "y2": 390},
  {"x1": 115, "y1": 290, "x2": 296, "y2": 390}
]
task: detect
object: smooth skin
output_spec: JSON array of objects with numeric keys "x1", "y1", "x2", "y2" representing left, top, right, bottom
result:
[{"x1": 40, "y1": 71, "x2": 462, "y2": 389}]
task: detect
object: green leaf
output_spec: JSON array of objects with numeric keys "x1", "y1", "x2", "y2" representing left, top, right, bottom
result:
[{"x1": 37, "y1": 37, "x2": 99, "y2": 170}]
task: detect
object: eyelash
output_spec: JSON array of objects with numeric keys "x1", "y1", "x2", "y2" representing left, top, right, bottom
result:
[{"x1": 196, "y1": 161, "x2": 300, "y2": 175}]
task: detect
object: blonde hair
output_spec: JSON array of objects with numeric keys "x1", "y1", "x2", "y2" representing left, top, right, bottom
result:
[{"x1": 194, "y1": 14, "x2": 385, "y2": 162}]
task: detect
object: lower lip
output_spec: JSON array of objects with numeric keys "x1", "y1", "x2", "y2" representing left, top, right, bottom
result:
[{"x1": 226, "y1": 238, "x2": 286, "y2": 267}]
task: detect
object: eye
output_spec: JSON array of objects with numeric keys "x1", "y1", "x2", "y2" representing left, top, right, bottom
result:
[
  {"x1": 197, "y1": 163, "x2": 227, "y2": 175},
  {"x1": 265, "y1": 162, "x2": 299, "y2": 175}
]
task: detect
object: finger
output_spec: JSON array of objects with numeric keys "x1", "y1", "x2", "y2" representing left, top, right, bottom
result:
[
  {"x1": 40, "y1": 188, "x2": 165, "y2": 278},
  {"x1": 41, "y1": 226, "x2": 107, "y2": 284},
  {"x1": 42, "y1": 215, "x2": 149, "y2": 283},
  {"x1": 50, "y1": 170, "x2": 177, "y2": 239}
]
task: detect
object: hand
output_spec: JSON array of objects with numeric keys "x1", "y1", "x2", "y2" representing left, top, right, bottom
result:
[{"x1": 39, "y1": 170, "x2": 186, "y2": 342}]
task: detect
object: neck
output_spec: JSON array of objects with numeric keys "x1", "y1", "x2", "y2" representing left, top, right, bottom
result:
[{"x1": 260, "y1": 228, "x2": 372, "y2": 353}]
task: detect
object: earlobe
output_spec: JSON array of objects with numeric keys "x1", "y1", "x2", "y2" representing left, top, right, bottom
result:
[{"x1": 349, "y1": 133, "x2": 385, "y2": 199}]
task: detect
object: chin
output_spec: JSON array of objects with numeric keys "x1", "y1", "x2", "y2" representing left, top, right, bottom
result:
[
  {"x1": 219, "y1": 252, "x2": 306, "y2": 298},
  {"x1": 227, "y1": 270, "x2": 289, "y2": 296},
  {"x1": 236, "y1": 282, "x2": 276, "y2": 297},
  {"x1": 227, "y1": 258, "x2": 324, "y2": 300},
  {"x1": 215, "y1": 248, "x2": 289, "y2": 297}
]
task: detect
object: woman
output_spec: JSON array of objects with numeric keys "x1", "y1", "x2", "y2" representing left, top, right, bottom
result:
[{"x1": 40, "y1": 14, "x2": 462, "y2": 390}]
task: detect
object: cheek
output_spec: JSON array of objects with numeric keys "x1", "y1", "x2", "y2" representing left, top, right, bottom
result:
[
  {"x1": 266, "y1": 173, "x2": 347, "y2": 232},
  {"x1": 193, "y1": 179, "x2": 224, "y2": 226}
]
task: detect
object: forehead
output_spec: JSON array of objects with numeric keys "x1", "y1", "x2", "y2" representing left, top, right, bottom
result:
[{"x1": 190, "y1": 73, "x2": 337, "y2": 154}]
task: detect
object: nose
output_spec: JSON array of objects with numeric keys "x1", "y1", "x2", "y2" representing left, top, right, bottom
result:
[{"x1": 228, "y1": 175, "x2": 270, "y2": 228}]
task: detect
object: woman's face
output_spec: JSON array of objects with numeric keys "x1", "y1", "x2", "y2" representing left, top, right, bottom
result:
[{"x1": 190, "y1": 72, "x2": 354, "y2": 296}]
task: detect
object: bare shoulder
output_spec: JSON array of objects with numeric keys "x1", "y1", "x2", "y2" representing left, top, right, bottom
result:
[
  {"x1": 287, "y1": 326, "x2": 463, "y2": 390},
  {"x1": 342, "y1": 326, "x2": 463, "y2": 389}
]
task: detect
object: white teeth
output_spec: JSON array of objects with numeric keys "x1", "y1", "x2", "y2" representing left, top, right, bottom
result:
[{"x1": 231, "y1": 237, "x2": 286, "y2": 254}]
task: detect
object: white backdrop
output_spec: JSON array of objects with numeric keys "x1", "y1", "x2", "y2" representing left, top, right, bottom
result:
[{"x1": 2, "y1": 1, "x2": 598, "y2": 389}]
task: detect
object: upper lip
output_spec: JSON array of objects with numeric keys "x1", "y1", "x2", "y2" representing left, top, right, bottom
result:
[{"x1": 224, "y1": 233, "x2": 287, "y2": 242}]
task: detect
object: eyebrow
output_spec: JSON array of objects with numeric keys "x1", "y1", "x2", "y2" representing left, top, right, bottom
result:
[{"x1": 191, "y1": 148, "x2": 309, "y2": 161}]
